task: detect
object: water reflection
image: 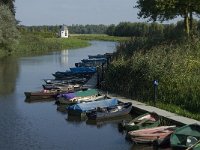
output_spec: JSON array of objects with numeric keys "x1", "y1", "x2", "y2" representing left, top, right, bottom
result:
[
  {"x1": 86, "y1": 115, "x2": 132, "y2": 129},
  {"x1": 66, "y1": 114, "x2": 87, "y2": 124},
  {"x1": 60, "y1": 49, "x2": 69, "y2": 66},
  {"x1": 0, "y1": 56, "x2": 19, "y2": 95},
  {"x1": 130, "y1": 144, "x2": 172, "y2": 150}
]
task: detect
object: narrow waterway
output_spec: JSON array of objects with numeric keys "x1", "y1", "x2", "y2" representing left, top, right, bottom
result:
[{"x1": 0, "y1": 41, "x2": 162, "y2": 150}]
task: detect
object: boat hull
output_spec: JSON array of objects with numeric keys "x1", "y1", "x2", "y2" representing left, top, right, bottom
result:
[{"x1": 87, "y1": 102, "x2": 132, "y2": 120}]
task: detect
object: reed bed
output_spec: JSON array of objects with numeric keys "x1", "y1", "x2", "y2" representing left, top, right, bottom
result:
[{"x1": 104, "y1": 38, "x2": 200, "y2": 120}]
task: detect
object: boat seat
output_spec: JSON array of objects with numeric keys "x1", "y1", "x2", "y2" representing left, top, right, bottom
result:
[{"x1": 186, "y1": 136, "x2": 198, "y2": 147}]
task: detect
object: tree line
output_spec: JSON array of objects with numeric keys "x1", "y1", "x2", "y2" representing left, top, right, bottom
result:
[
  {"x1": 19, "y1": 24, "x2": 108, "y2": 35},
  {"x1": 107, "y1": 21, "x2": 200, "y2": 40}
]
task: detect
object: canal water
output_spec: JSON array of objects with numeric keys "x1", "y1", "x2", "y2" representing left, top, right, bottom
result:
[{"x1": 0, "y1": 41, "x2": 168, "y2": 150}]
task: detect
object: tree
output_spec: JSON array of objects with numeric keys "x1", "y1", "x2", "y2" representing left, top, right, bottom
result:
[
  {"x1": 0, "y1": 0, "x2": 15, "y2": 15},
  {"x1": 135, "y1": 0, "x2": 200, "y2": 36},
  {"x1": 0, "y1": 5, "x2": 19, "y2": 52}
]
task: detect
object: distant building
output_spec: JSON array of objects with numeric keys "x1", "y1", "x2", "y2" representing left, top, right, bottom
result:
[{"x1": 59, "y1": 25, "x2": 69, "y2": 38}]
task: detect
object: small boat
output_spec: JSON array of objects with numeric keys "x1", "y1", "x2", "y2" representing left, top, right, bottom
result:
[
  {"x1": 86, "y1": 102, "x2": 132, "y2": 120},
  {"x1": 24, "y1": 89, "x2": 64, "y2": 102},
  {"x1": 88, "y1": 54, "x2": 106, "y2": 59},
  {"x1": 67, "y1": 98, "x2": 119, "y2": 117},
  {"x1": 55, "y1": 89, "x2": 101, "y2": 105},
  {"x1": 70, "y1": 67, "x2": 96, "y2": 74},
  {"x1": 52, "y1": 72, "x2": 91, "y2": 80},
  {"x1": 44, "y1": 78, "x2": 87, "y2": 85},
  {"x1": 81, "y1": 58, "x2": 107, "y2": 65},
  {"x1": 52, "y1": 73, "x2": 77, "y2": 80},
  {"x1": 170, "y1": 123, "x2": 200, "y2": 149},
  {"x1": 121, "y1": 112, "x2": 160, "y2": 132},
  {"x1": 42, "y1": 83, "x2": 82, "y2": 91},
  {"x1": 128, "y1": 126, "x2": 176, "y2": 146},
  {"x1": 56, "y1": 95, "x2": 106, "y2": 113},
  {"x1": 56, "y1": 94, "x2": 106, "y2": 105},
  {"x1": 44, "y1": 79, "x2": 69, "y2": 84}
]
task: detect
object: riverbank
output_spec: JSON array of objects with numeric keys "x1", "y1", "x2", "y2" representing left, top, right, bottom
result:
[
  {"x1": 0, "y1": 33, "x2": 126, "y2": 57},
  {"x1": 14, "y1": 34, "x2": 90, "y2": 55}
]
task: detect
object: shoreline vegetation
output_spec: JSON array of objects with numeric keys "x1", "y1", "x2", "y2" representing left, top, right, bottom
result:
[
  {"x1": 103, "y1": 37, "x2": 200, "y2": 121},
  {"x1": 0, "y1": 33, "x2": 128, "y2": 57}
]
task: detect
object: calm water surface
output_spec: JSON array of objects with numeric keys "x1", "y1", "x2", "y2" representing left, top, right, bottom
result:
[{"x1": 0, "y1": 41, "x2": 165, "y2": 150}]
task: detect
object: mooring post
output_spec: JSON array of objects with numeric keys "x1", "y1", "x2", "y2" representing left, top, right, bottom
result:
[
  {"x1": 96, "y1": 66, "x2": 100, "y2": 87},
  {"x1": 153, "y1": 80, "x2": 158, "y2": 105}
]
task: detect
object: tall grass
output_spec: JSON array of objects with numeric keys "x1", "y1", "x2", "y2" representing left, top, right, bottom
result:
[
  {"x1": 14, "y1": 34, "x2": 90, "y2": 55},
  {"x1": 104, "y1": 37, "x2": 200, "y2": 119}
]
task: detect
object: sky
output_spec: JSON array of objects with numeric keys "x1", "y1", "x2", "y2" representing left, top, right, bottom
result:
[{"x1": 15, "y1": 0, "x2": 142, "y2": 26}]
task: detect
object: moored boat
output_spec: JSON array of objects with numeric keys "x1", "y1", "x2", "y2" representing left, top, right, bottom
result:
[
  {"x1": 88, "y1": 54, "x2": 106, "y2": 59},
  {"x1": 170, "y1": 123, "x2": 200, "y2": 149},
  {"x1": 55, "y1": 89, "x2": 100, "y2": 105},
  {"x1": 67, "y1": 98, "x2": 119, "y2": 117},
  {"x1": 81, "y1": 58, "x2": 107, "y2": 65},
  {"x1": 24, "y1": 89, "x2": 64, "y2": 102},
  {"x1": 56, "y1": 95, "x2": 107, "y2": 113},
  {"x1": 128, "y1": 125, "x2": 176, "y2": 146},
  {"x1": 42, "y1": 83, "x2": 82, "y2": 91},
  {"x1": 70, "y1": 67, "x2": 96, "y2": 74},
  {"x1": 121, "y1": 112, "x2": 160, "y2": 132},
  {"x1": 44, "y1": 77, "x2": 87, "y2": 85},
  {"x1": 56, "y1": 93, "x2": 106, "y2": 105},
  {"x1": 86, "y1": 102, "x2": 132, "y2": 120}
]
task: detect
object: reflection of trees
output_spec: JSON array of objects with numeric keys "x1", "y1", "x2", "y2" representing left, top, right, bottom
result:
[{"x1": 0, "y1": 56, "x2": 19, "y2": 95}]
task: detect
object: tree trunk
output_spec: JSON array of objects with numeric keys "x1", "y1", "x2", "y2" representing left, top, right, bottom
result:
[
  {"x1": 184, "y1": 8, "x2": 190, "y2": 37},
  {"x1": 189, "y1": 12, "x2": 193, "y2": 30}
]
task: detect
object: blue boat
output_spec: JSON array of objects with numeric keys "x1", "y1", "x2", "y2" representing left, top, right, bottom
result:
[
  {"x1": 70, "y1": 67, "x2": 96, "y2": 74},
  {"x1": 81, "y1": 58, "x2": 107, "y2": 65},
  {"x1": 67, "y1": 98, "x2": 119, "y2": 117}
]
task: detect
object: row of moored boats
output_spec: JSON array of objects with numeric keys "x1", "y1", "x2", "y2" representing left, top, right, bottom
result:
[{"x1": 24, "y1": 53, "x2": 200, "y2": 150}]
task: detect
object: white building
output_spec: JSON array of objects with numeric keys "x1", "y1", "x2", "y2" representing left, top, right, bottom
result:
[{"x1": 59, "y1": 25, "x2": 69, "y2": 38}]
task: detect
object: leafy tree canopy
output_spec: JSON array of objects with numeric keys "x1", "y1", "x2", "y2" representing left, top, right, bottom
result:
[
  {"x1": 0, "y1": 5, "x2": 19, "y2": 52},
  {"x1": 135, "y1": 0, "x2": 200, "y2": 36}
]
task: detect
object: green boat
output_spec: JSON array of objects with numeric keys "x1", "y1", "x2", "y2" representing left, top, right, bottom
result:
[
  {"x1": 122, "y1": 112, "x2": 160, "y2": 132},
  {"x1": 194, "y1": 143, "x2": 200, "y2": 150},
  {"x1": 170, "y1": 123, "x2": 200, "y2": 149}
]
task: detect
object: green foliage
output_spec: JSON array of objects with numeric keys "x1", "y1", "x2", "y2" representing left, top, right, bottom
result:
[
  {"x1": 106, "y1": 21, "x2": 186, "y2": 39},
  {"x1": 0, "y1": 0, "x2": 15, "y2": 15},
  {"x1": 15, "y1": 33, "x2": 90, "y2": 54},
  {"x1": 104, "y1": 37, "x2": 200, "y2": 119},
  {"x1": 18, "y1": 24, "x2": 108, "y2": 35},
  {"x1": 135, "y1": 0, "x2": 200, "y2": 36},
  {"x1": 0, "y1": 5, "x2": 19, "y2": 53}
]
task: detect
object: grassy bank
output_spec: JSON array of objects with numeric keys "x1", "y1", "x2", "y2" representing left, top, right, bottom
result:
[
  {"x1": 14, "y1": 33, "x2": 90, "y2": 55},
  {"x1": 0, "y1": 33, "x2": 127, "y2": 57},
  {"x1": 103, "y1": 37, "x2": 200, "y2": 121}
]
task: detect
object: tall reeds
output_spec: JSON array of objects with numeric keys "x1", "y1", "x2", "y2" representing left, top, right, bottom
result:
[{"x1": 104, "y1": 37, "x2": 200, "y2": 117}]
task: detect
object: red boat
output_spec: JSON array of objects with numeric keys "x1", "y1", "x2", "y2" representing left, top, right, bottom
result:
[
  {"x1": 24, "y1": 89, "x2": 68, "y2": 102},
  {"x1": 128, "y1": 125, "x2": 176, "y2": 146}
]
